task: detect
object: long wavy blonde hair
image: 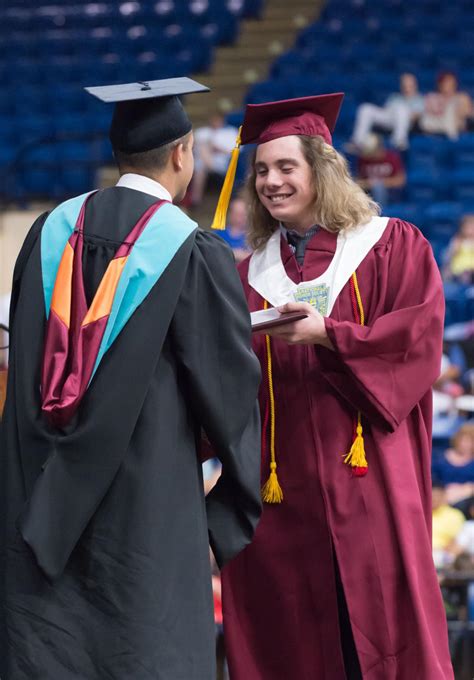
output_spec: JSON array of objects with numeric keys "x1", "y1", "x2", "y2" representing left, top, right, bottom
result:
[{"x1": 245, "y1": 135, "x2": 380, "y2": 251}]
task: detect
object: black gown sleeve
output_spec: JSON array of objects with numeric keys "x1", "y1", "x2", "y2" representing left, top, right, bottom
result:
[
  {"x1": 9, "y1": 212, "x2": 48, "y2": 333},
  {"x1": 170, "y1": 230, "x2": 262, "y2": 568}
]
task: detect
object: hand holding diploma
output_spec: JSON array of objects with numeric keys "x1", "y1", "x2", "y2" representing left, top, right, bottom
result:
[
  {"x1": 253, "y1": 301, "x2": 334, "y2": 349},
  {"x1": 251, "y1": 307, "x2": 308, "y2": 332}
]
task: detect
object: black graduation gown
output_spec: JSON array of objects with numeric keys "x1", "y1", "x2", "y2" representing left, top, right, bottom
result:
[{"x1": 0, "y1": 187, "x2": 262, "y2": 680}]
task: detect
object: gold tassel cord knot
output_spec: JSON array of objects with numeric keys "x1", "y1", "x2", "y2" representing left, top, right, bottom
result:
[
  {"x1": 261, "y1": 462, "x2": 284, "y2": 504},
  {"x1": 210, "y1": 126, "x2": 242, "y2": 231}
]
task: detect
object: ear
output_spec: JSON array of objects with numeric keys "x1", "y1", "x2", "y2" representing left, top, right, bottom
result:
[{"x1": 171, "y1": 143, "x2": 184, "y2": 172}]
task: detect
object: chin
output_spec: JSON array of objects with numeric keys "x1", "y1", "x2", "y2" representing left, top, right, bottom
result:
[
  {"x1": 263, "y1": 199, "x2": 294, "y2": 220},
  {"x1": 268, "y1": 207, "x2": 296, "y2": 222}
]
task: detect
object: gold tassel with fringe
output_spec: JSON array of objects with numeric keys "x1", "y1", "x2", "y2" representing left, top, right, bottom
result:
[
  {"x1": 261, "y1": 301, "x2": 284, "y2": 503},
  {"x1": 343, "y1": 414, "x2": 368, "y2": 477},
  {"x1": 344, "y1": 272, "x2": 368, "y2": 477},
  {"x1": 261, "y1": 462, "x2": 284, "y2": 504},
  {"x1": 210, "y1": 126, "x2": 242, "y2": 231}
]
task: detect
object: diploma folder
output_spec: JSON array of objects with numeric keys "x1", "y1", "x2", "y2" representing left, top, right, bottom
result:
[{"x1": 251, "y1": 308, "x2": 308, "y2": 332}]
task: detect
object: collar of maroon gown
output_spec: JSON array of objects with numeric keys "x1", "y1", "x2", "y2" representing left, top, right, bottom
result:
[{"x1": 280, "y1": 228, "x2": 337, "y2": 282}]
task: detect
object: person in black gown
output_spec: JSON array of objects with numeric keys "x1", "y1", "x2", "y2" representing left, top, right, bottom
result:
[{"x1": 0, "y1": 78, "x2": 262, "y2": 680}]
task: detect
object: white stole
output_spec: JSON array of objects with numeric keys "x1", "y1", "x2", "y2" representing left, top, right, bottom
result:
[{"x1": 248, "y1": 216, "x2": 389, "y2": 316}]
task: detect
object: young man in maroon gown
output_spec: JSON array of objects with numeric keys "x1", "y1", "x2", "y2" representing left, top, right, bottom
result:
[{"x1": 219, "y1": 94, "x2": 454, "y2": 679}]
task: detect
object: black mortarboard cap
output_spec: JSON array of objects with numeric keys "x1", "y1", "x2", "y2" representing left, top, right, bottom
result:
[{"x1": 85, "y1": 77, "x2": 210, "y2": 154}]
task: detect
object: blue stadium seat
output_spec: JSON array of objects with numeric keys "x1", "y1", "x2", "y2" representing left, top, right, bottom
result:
[
  {"x1": 88, "y1": 138, "x2": 113, "y2": 164},
  {"x1": 363, "y1": 70, "x2": 398, "y2": 93},
  {"x1": 407, "y1": 169, "x2": 445, "y2": 203},
  {"x1": 424, "y1": 202, "x2": 464, "y2": 222},
  {"x1": 226, "y1": 110, "x2": 244, "y2": 128},
  {"x1": 24, "y1": 144, "x2": 58, "y2": 163},
  {"x1": 16, "y1": 115, "x2": 54, "y2": 143},
  {"x1": 383, "y1": 203, "x2": 423, "y2": 226},
  {"x1": 17, "y1": 168, "x2": 59, "y2": 198},
  {"x1": 270, "y1": 51, "x2": 303, "y2": 80},
  {"x1": 295, "y1": 24, "x2": 331, "y2": 50},
  {"x1": 245, "y1": 80, "x2": 293, "y2": 105},
  {"x1": 0, "y1": 142, "x2": 17, "y2": 167},
  {"x1": 424, "y1": 219, "x2": 458, "y2": 243},
  {"x1": 59, "y1": 165, "x2": 96, "y2": 196},
  {"x1": 422, "y1": 202, "x2": 464, "y2": 241},
  {"x1": 410, "y1": 136, "x2": 452, "y2": 170},
  {"x1": 392, "y1": 43, "x2": 435, "y2": 71},
  {"x1": 429, "y1": 238, "x2": 447, "y2": 266},
  {"x1": 458, "y1": 133, "x2": 474, "y2": 149},
  {"x1": 55, "y1": 140, "x2": 95, "y2": 163},
  {"x1": 445, "y1": 290, "x2": 474, "y2": 325},
  {"x1": 241, "y1": 0, "x2": 264, "y2": 18},
  {"x1": 453, "y1": 174, "x2": 474, "y2": 202},
  {"x1": 408, "y1": 149, "x2": 439, "y2": 173}
]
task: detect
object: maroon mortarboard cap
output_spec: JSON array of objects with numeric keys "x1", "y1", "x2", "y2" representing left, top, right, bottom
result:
[{"x1": 240, "y1": 93, "x2": 344, "y2": 147}]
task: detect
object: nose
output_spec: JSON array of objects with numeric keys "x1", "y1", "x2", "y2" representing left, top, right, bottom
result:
[{"x1": 265, "y1": 168, "x2": 283, "y2": 189}]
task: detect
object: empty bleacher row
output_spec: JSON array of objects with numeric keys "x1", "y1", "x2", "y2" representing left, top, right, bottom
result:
[
  {"x1": 0, "y1": 0, "x2": 264, "y2": 199},
  {"x1": 2, "y1": 0, "x2": 474, "y2": 231}
]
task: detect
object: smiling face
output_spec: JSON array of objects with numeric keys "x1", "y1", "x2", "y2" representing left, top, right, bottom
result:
[{"x1": 254, "y1": 135, "x2": 316, "y2": 234}]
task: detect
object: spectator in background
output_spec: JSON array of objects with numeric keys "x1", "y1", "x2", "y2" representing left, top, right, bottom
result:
[
  {"x1": 192, "y1": 113, "x2": 238, "y2": 206},
  {"x1": 419, "y1": 71, "x2": 474, "y2": 141},
  {"x1": 433, "y1": 346, "x2": 465, "y2": 417},
  {"x1": 218, "y1": 196, "x2": 251, "y2": 263},
  {"x1": 349, "y1": 72, "x2": 424, "y2": 150},
  {"x1": 432, "y1": 481, "x2": 466, "y2": 569},
  {"x1": 432, "y1": 423, "x2": 474, "y2": 505},
  {"x1": 453, "y1": 497, "x2": 474, "y2": 560},
  {"x1": 443, "y1": 214, "x2": 474, "y2": 285},
  {"x1": 355, "y1": 133, "x2": 406, "y2": 206}
]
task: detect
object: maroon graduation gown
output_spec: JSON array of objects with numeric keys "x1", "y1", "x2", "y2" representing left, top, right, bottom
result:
[{"x1": 222, "y1": 219, "x2": 454, "y2": 680}]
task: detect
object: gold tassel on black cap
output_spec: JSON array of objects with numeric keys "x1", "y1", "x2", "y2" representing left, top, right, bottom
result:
[{"x1": 210, "y1": 126, "x2": 242, "y2": 231}]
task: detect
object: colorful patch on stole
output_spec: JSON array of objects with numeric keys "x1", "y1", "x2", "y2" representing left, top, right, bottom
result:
[
  {"x1": 40, "y1": 194, "x2": 182, "y2": 428},
  {"x1": 294, "y1": 284, "x2": 329, "y2": 315}
]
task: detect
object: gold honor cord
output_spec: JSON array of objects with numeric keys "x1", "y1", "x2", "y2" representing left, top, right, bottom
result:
[
  {"x1": 261, "y1": 299, "x2": 284, "y2": 503},
  {"x1": 343, "y1": 271, "x2": 369, "y2": 476}
]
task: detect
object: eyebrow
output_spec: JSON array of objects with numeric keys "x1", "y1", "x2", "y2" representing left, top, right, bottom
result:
[{"x1": 255, "y1": 157, "x2": 300, "y2": 169}]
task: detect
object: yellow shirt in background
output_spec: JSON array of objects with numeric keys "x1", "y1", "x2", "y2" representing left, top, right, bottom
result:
[
  {"x1": 432, "y1": 505, "x2": 465, "y2": 550},
  {"x1": 451, "y1": 241, "x2": 474, "y2": 276}
]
